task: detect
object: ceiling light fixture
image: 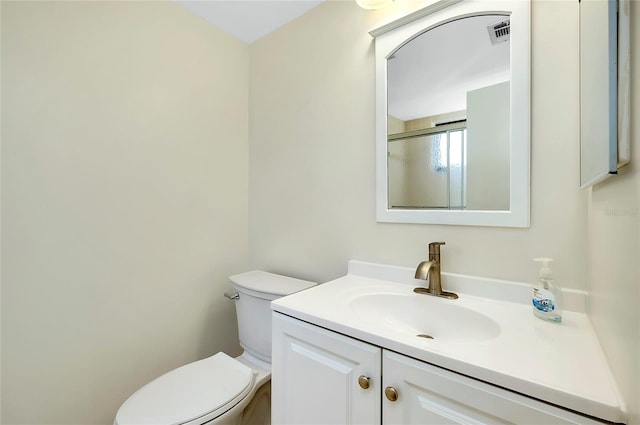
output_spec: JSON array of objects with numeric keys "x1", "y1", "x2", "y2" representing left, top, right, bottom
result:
[{"x1": 356, "y1": 0, "x2": 395, "y2": 10}]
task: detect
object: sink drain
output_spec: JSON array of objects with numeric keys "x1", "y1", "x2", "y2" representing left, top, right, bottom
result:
[{"x1": 416, "y1": 334, "x2": 434, "y2": 339}]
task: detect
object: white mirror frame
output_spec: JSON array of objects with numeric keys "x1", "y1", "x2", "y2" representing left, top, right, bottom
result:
[{"x1": 372, "y1": 0, "x2": 530, "y2": 227}]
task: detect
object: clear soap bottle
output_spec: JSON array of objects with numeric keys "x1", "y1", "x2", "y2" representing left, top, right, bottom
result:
[{"x1": 532, "y1": 258, "x2": 562, "y2": 323}]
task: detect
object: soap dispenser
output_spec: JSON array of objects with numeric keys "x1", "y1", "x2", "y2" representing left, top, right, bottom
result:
[{"x1": 532, "y1": 258, "x2": 562, "y2": 323}]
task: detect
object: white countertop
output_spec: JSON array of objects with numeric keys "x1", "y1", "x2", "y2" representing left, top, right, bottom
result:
[{"x1": 271, "y1": 260, "x2": 625, "y2": 423}]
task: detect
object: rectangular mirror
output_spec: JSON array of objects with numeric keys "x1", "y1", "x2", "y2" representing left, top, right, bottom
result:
[
  {"x1": 579, "y1": 0, "x2": 630, "y2": 188},
  {"x1": 372, "y1": 0, "x2": 530, "y2": 227}
]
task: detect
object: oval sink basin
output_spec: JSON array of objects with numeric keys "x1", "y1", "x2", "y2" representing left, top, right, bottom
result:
[{"x1": 348, "y1": 293, "x2": 500, "y2": 343}]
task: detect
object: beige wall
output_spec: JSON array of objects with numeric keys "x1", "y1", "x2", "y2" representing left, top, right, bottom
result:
[
  {"x1": 587, "y1": 1, "x2": 640, "y2": 422},
  {"x1": 249, "y1": 0, "x2": 586, "y2": 289},
  {"x1": 466, "y1": 81, "x2": 510, "y2": 210},
  {"x1": 1, "y1": 2, "x2": 248, "y2": 424}
]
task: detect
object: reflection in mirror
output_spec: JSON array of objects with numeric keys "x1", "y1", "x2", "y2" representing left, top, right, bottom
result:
[
  {"x1": 373, "y1": 0, "x2": 530, "y2": 227},
  {"x1": 388, "y1": 126, "x2": 467, "y2": 209},
  {"x1": 387, "y1": 15, "x2": 510, "y2": 211}
]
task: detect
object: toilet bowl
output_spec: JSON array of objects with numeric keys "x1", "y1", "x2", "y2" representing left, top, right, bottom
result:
[{"x1": 114, "y1": 271, "x2": 316, "y2": 425}]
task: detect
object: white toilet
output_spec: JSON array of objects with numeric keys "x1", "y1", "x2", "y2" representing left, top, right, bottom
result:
[{"x1": 114, "y1": 271, "x2": 316, "y2": 425}]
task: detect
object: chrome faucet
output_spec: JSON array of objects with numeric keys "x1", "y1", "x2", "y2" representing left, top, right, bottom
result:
[{"x1": 414, "y1": 242, "x2": 458, "y2": 299}]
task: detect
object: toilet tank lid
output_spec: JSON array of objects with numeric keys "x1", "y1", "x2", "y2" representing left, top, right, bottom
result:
[{"x1": 229, "y1": 271, "x2": 316, "y2": 296}]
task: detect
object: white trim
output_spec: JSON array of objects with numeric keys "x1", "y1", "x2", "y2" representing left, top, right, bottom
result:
[{"x1": 368, "y1": 0, "x2": 463, "y2": 38}]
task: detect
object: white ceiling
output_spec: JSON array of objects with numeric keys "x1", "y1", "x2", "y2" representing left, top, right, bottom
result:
[
  {"x1": 388, "y1": 14, "x2": 510, "y2": 121},
  {"x1": 175, "y1": 0, "x2": 325, "y2": 44}
]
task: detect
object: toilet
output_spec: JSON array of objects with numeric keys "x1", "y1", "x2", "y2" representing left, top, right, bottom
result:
[{"x1": 114, "y1": 271, "x2": 316, "y2": 425}]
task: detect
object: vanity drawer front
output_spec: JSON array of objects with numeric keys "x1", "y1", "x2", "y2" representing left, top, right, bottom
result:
[
  {"x1": 382, "y1": 350, "x2": 607, "y2": 425},
  {"x1": 272, "y1": 313, "x2": 381, "y2": 425}
]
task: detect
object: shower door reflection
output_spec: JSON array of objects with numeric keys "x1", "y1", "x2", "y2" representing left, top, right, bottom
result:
[{"x1": 388, "y1": 128, "x2": 466, "y2": 210}]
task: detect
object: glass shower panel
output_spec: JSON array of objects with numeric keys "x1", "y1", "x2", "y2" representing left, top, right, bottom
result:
[
  {"x1": 448, "y1": 130, "x2": 466, "y2": 209},
  {"x1": 387, "y1": 134, "x2": 448, "y2": 209},
  {"x1": 425, "y1": 134, "x2": 448, "y2": 208}
]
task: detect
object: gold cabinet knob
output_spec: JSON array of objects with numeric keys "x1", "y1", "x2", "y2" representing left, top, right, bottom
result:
[
  {"x1": 358, "y1": 375, "x2": 370, "y2": 389},
  {"x1": 385, "y1": 386, "x2": 399, "y2": 402}
]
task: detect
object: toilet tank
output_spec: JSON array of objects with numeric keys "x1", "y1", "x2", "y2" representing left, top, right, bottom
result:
[{"x1": 229, "y1": 271, "x2": 316, "y2": 363}]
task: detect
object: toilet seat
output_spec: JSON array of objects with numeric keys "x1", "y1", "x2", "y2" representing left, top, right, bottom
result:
[{"x1": 115, "y1": 353, "x2": 256, "y2": 425}]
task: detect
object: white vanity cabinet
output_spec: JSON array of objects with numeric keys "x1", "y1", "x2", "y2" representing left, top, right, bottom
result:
[
  {"x1": 272, "y1": 313, "x2": 608, "y2": 425},
  {"x1": 382, "y1": 350, "x2": 606, "y2": 425},
  {"x1": 271, "y1": 313, "x2": 381, "y2": 425}
]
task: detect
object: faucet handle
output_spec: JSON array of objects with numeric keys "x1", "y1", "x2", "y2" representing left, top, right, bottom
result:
[{"x1": 428, "y1": 241, "x2": 445, "y2": 256}]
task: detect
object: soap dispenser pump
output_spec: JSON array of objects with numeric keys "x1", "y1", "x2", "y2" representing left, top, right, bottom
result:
[{"x1": 532, "y1": 258, "x2": 562, "y2": 323}]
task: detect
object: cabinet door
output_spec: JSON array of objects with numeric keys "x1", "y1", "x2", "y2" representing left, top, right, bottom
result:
[
  {"x1": 382, "y1": 350, "x2": 605, "y2": 425},
  {"x1": 272, "y1": 313, "x2": 381, "y2": 425}
]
